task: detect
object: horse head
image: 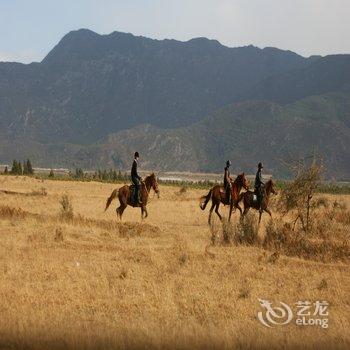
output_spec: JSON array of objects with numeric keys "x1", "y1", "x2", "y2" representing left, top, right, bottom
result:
[
  {"x1": 238, "y1": 172, "x2": 250, "y2": 190},
  {"x1": 266, "y1": 179, "x2": 277, "y2": 196},
  {"x1": 149, "y1": 173, "x2": 160, "y2": 198}
]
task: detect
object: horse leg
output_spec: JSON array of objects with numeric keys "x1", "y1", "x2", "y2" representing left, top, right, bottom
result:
[
  {"x1": 228, "y1": 202, "x2": 234, "y2": 222},
  {"x1": 208, "y1": 202, "x2": 215, "y2": 225},
  {"x1": 258, "y1": 211, "x2": 262, "y2": 225},
  {"x1": 235, "y1": 202, "x2": 243, "y2": 216},
  {"x1": 141, "y1": 206, "x2": 148, "y2": 220},
  {"x1": 215, "y1": 203, "x2": 222, "y2": 222},
  {"x1": 117, "y1": 203, "x2": 127, "y2": 221}
]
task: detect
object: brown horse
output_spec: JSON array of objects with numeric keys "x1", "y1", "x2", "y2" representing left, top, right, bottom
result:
[
  {"x1": 238, "y1": 179, "x2": 277, "y2": 224},
  {"x1": 200, "y1": 173, "x2": 249, "y2": 224},
  {"x1": 105, "y1": 173, "x2": 159, "y2": 220}
]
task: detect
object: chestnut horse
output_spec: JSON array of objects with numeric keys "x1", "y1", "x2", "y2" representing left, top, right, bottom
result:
[
  {"x1": 238, "y1": 179, "x2": 277, "y2": 224},
  {"x1": 200, "y1": 173, "x2": 249, "y2": 224},
  {"x1": 105, "y1": 173, "x2": 159, "y2": 220}
]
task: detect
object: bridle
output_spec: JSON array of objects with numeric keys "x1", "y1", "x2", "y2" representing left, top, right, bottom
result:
[{"x1": 142, "y1": 176, "x2": 159, "y2": 203}]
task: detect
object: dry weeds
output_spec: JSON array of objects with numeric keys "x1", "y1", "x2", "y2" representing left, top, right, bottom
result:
[{"x1": 0, "y1": 176, "x2": 349, "y2": 349}]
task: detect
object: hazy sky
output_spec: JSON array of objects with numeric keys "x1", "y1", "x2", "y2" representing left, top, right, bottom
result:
[{"x1": 0, "y1": 0, "x2": 349, "y2": 63}]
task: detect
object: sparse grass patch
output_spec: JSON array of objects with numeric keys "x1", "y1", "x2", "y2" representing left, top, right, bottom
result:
[
  {"x1": 119, "y1": 268, "x2": 128, "y2": 279},
  {"x1": 238, "y1": 286, "x2": 250, "y2": 299},
  {"x1": 0, "y1": 205, "x2": 29, "y2": 219},
  {"x1": 59, "y1": 194, "x2": 74, "y2": 220},
  {"x1": 179, "y1": 252, "x2": 188, "y2": 265},
  {"x1": 54, "y1": 227, "x2": 64, "y2": 242},
  {"x1": 315, "y1": 196, "x2": 329, "y2": 208},
  {"x1": 179, "y1": 186, "x2": 187, "y2": 194},
  {"x1": 318, "y1": 278, "x2": 328, "y2": 290},
  {"x1": 30, "y1": 187, "x2": 47, "y2": 196}
]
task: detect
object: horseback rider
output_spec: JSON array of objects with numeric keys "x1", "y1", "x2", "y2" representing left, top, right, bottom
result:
[
  {"x1": 131, "y1": 152, "x2": 142, "y2": 204},
  {"x1": 255, "y1": 162, "x2": 264, "y2": 212},
  {"x1": 224, "y1": 160, "x2": 233, "y2": 203}
]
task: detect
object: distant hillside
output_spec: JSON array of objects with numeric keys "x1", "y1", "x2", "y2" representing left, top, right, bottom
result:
[
  {"x1": 1, "y1": 93, "x2": 349, "y2": 179},
  {"x1": 1, "y1": 29, "x2": 350, "y2": 179},
  {"x1": 1, "y1": 29, "x2": 315, "y2": 144},
  {"x1": 243, "y1": 55, "x2": 350, "y2": 104},
  {"x1": 90, "y1": 92, "x2": 350, "y2": 179}
]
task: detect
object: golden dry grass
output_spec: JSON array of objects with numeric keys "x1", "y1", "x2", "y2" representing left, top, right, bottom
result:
[{"x1": 0, "y1": 175, "x2": 349, "y2": 349}]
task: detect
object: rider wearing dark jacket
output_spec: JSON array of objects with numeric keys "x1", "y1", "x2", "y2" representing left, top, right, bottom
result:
[
  {"x1": 224, "y1": 160, "x2": 232, "y2": 203},
  {"x1": 131, "y1": 152, "x2": 142, "y2": 204},
  {"x1": 255, "y1": 162, "x2": 264, "y2": 211}
]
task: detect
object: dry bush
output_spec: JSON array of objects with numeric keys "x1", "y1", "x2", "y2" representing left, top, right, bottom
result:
[
  {"x1": 335, "y1": 210, "x2": 350, "y2": 226},
  {"x1": 232, "y1": 213, "x2": 259, "y2": 245},
  {"x1": 264, "y1": 218, "x2": 350, "y2": 262},
  {"x1": 213, "y1": 213, "x2": 259, "y2": 245},
  {"x1": 278, "y1": 158, "x2": 323, "y2": 233},
  {"x1": 327, "y1": 200, "x2": 350, "y2": 226},
  {"x1": 59, "y1": 194, "x2": 74, "y2": 220}
]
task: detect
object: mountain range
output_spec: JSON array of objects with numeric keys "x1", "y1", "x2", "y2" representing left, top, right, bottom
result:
[{"x1": 0, "y1": 29, "x2": 349, "y2": 179}]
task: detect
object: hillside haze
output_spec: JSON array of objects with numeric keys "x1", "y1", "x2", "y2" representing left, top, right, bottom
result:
[{"x1": 0, "y1": 29, "x2": 350, "y2": 178}]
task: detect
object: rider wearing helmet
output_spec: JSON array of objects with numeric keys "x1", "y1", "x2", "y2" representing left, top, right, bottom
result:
[
  {"x1": 224, "y1": 160, "x2": 233, "y2": 203},
  {"x1": 131, "y1": 152, "x2": 142, "y2": 204},
  {"x1": 255, "y1": 162, "x2": 264, "y2": 212}
]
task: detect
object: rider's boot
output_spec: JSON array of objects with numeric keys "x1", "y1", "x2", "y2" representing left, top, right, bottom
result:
[{"x1": 137, "y1": 185, "x2": 142, "y2": 205}]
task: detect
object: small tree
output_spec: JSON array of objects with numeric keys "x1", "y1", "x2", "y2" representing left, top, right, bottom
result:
[
  {"x1": 49, "y1": 169, "x2": 54, "y2": 178},
  {"x1": 75, "y1": 168, "x2": 84, "y2": 179},
  {"x1": 11, "y1": 160, "x2": 18, "y2": 174},
  {"x1": 279, "y1": 156, "x2": 324, "y2": 233},
  {"x1": 26, "y1": 159, "x2": 34, "y2": 174},
  {"x1": 18, "y1": 162, "x2": 23, "y2": 175},
  {"x1": 4, "y1": 166, "x2": 8, "y2": 174},
  {"x1": 23, "y1": 160, "x2": 28, "y2": 174}
]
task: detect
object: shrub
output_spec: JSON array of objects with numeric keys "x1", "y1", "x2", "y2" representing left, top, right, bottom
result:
[
  {"x1": 263, "y1": 218, "x2": 349, "y2": 262},
  {"x1": 232, "y1": 213, "x2": 259, "y2": 245},
  {"x1": 278, "y1": 158, "x2": 323, "y2": 233},
  {"x1": 59, "y1": 194, "x2": 74, "y2": 220}
]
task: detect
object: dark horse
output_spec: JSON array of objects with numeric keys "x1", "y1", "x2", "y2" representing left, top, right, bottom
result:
[
  {"x1": 238, "y1": 179, "x2": 277, "y2": 224},
  {"x1": 200, "y1": 173, "x2": 249, "y2": 224},
  {"x1": 105, "y1": 173, "x2": 159, "y2": 220}
]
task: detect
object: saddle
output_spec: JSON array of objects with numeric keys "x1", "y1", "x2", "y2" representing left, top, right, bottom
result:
[
  {"x1": 219, "y1": 187, "x2": 226, "y2": 195},
  {"x1": 253, "y1": 187, "x2": 264, "y2": 203},
  {"x1": 220, "y1": 186, "x2": 231, "y2": 205}
]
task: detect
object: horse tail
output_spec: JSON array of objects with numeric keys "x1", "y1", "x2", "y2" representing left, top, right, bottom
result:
[
  {"x1": 199, "y1": 189, "x2": 212, "y2": 210},
  {"x1": 105, "y1": 189, "x2": 118, "y2": 211}
]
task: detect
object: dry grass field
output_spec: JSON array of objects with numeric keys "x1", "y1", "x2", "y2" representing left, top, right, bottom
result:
[{"x1": 0, "y1": 175, "x2": 349, "y2": 349}]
